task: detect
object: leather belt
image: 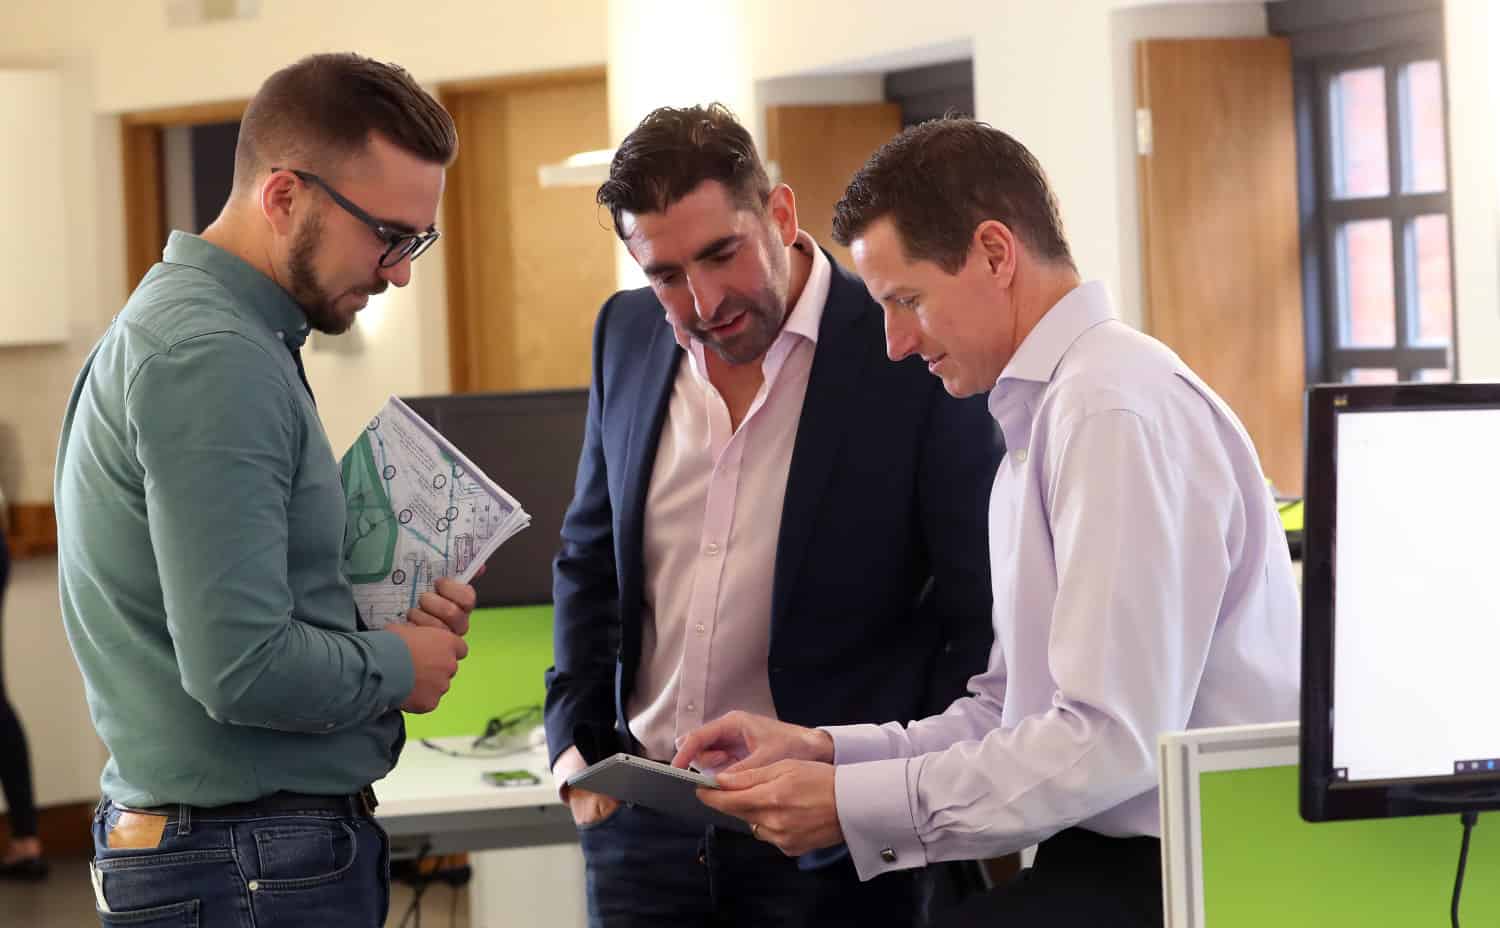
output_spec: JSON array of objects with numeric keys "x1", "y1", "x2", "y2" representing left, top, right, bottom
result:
[{"x1": 139, "y1": 785, "x2": 379, "y2": 820}]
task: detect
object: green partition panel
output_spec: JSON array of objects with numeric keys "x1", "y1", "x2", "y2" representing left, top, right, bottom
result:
[
  {"x1": 402, "y1": 604, "x2": 555, "y2": 740},
  {"x1": 1202, "y1": 766, "x2": 1500, "y2": 925}
]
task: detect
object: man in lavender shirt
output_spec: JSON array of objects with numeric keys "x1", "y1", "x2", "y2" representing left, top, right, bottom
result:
[
  {"x1": 544, "y1": 106, "x2": 1000, "y2": 926},
  {"x1": 675, "y1": 119, "x2": 1301, "y2": 926}
]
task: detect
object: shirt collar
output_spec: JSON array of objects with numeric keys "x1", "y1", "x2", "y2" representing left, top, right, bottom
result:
[
  {"x1": 996, "y1": 280, "x2": 1115, "y2": 386},
  {"x1": 986, "y1": 280, "x2": 1115, "y2": 438},
  {"x1": 161, "y1": 231, "x2": 312, "y2": 351},
  {"x1": 676, "y1": 230, "x2": 830, "y2": 374},
  {"x1": 779, "y1": 231, "x2": 830, "y2": 345}
]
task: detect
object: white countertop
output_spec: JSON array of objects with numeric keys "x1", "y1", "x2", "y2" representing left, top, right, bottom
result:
[{"x1": 376, "y1": 732, "x2": 561, "y2": 818}]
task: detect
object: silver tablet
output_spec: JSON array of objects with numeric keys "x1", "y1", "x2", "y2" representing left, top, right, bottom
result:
[{"x1": 565, "y1": 753, "x2": 752, "y2": 833}]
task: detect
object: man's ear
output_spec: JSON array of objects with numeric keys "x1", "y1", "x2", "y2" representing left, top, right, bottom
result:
[
  {"x1": 973, "y1": 220, "x2": 1018, "y2": 288},
  {"x1": 260, "y1": 170, "x2": 300, "y2": 237},
  {"x1": 766, "y1": 184, "x2": 799, "y2": 247}
]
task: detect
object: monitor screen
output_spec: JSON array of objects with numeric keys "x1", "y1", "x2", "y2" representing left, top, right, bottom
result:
[
  {"x1": 1301, "y1": 383, "x2": 1500, "y2": 821},
  {"x1": 401, "y1": 389, "x2": 588, "y2": 609}
]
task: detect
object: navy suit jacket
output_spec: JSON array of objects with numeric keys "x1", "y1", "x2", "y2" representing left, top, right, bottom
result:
[{"x1": 545, "y1": 253, "x2": 1001, "y2": 770}]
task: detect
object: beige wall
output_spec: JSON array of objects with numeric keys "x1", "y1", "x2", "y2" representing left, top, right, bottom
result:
[{"x1": 1, "y1": 0, "x2": 608, "y2": 114}]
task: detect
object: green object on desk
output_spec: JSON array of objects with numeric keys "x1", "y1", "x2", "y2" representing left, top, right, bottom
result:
[
  {"x1": 402, "y1": 604, "x2": 554, "y2": 740},
  {"x1": 1278, "y1": 499, "x2": 1303, "y2": 534},
  {"x1": 1200, "y1": 765, "x2": 1500, "y2": 925}
]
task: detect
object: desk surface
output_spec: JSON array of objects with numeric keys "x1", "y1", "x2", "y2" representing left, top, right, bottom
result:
[{"x1": 375, "y1": 734, "x2": 573, "y2": 855}]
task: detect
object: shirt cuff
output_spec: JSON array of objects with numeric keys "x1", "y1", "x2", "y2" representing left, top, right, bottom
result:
[
  {"x1": 835, "y1": 757, "x2": 927, "y2": 881},
  {"x1": 550, "y1": 746, "x2": 590, "y2": 802},
  {"x1": 824, "y1": 722, "x2": 905, "y2": 765},
  {"x1": 366, "y1": 628, "x2": 416, "y2": 714}
]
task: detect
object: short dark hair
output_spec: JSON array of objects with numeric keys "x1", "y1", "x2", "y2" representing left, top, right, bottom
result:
[
  {"x1": 597, "y1": 103, "x2": 771, "y2": 240},
  {"x1": 833, "y1": 118, "x2": 1073, "y2": 273},
  {"x1": 233, "y1": 53, "x2": 457, "y2": 191}
]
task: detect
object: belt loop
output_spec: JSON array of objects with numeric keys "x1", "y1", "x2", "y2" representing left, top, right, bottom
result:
[{"x1": 176, "y1": 803, "x2": 192, "y2": 836}]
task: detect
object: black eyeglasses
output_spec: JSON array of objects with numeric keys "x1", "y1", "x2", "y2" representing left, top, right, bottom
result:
[{"x1": 272, "y1": 167, "x2": 440, "y2": 269}]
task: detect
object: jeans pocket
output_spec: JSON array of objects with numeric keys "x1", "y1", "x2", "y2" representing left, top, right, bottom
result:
[
  {"x1": 249, "y1": 820, "x2": 357, "y2": 890},
  {"x1": 246, "y1": 819, "x2": 385, "y2": 928},
  {"x1": 96, "y1": 898, "x2": 200, "y2": 927},
  {"x1": 92, "y1": 852, "x2": 233, "y2": 921}
]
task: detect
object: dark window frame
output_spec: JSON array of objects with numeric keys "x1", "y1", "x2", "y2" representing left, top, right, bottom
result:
[{"x1": 1284, "y1": 8, "x2": 1455, "y2": 385}]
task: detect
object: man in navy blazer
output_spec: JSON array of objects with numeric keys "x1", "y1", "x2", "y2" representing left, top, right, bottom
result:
[{"x1": 544, "y1": 104, "x2": 1000, "y2": 927}]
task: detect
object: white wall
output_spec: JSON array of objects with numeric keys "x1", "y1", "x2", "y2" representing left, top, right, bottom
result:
[
  {"x1": 605, "y1": 0, "x2": 760, "y2": 288},
  {"x1": 1444, "y1": 0, "x2": 1500, "y2": 379},
  {"x1": 0, "y1": 556, "x2": 104, "y2": 813},
  {"x1": 0, "y1": 71, "x2": 69, "y2": 348}
]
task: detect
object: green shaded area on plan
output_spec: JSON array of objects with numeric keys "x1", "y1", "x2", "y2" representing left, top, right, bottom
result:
[{"x1": 342, "y1": 429, "x2": 398, "y2": 583}]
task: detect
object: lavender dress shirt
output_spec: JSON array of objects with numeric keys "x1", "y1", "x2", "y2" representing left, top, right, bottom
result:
[{"x1": 825, "y1": 281, "x2": 1300, "y2": 880}]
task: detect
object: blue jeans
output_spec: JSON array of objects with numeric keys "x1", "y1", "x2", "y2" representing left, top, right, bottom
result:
[
  {"x1": 578, "y1": 802, "x2": 917, "y2": 927},
  {"x1": 89, "y1": 798, "x2": 390, "y2": 927}
]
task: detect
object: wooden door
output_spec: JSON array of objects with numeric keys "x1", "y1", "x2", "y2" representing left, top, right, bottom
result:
[
  {"x1": 442, "y1": 70, "x2": 615, "y2": 393},
  {"x1": 1137, "y1": 38, "x2": 1305, "y2": 494},
  {"x1": 764, "y1": 103, "x2": 903, "y2": 270},
  {"x1": 120, "y1": 100, "x2": 247, "y2": 295}
]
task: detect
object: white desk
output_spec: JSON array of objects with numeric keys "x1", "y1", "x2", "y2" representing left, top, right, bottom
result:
[
  {"x1": 376, "y1": 735, "x2": 586, "y2": 928},
  {"x1": 376, "y1": 735, "x2": 574, "y2": 856}
]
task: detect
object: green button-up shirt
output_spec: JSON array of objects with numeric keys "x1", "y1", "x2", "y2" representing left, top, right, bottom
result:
[{"x1": 55, "y1": 232, "x2": 414, "y2": 807}]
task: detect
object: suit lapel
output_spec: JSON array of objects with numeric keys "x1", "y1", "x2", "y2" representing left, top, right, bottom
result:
[
  {"x1": 771, "y1": 260, "x2": 873, "y2": 628},
  {"x1": 618, "y1": 319, "x2": 682, "y2": 602}
]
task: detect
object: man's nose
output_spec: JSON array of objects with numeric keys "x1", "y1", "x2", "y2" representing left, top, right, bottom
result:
[
  {"x1": 379, "y1": 254, "x2": 413, "y2": 288},
  {"x1": 884, "y1": 307, "x2": 918, "y2": 362},
  {"x1": 687, "y1": 274, "x2": 726, "y2": 322}
]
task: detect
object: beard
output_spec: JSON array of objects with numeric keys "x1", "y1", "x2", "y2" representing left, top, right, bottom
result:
[
  {"x1": 684, "y1": 288, "x2": 787, "y2": 366},
  {"x1": 684, "y1": 227, "x2": 792, "y2": 366},
  {"x1": 286, "y1": 212, "x2": 384, "y2": 335}
]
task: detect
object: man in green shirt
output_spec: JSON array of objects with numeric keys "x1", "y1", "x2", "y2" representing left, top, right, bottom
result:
[{"x1": 56, "y1": 53, "x2": 471, "y2": 927}]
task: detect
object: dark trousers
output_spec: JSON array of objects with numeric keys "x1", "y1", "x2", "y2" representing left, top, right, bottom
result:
[
  {"x1": 91, "y1": 798, "x2": 390, "y2": 927},
  {"x1": 0, "y1": 533, "x2": 39, "y2": 839},
  {"x1": 933, "y1": 828, "x2": 1163, "y2": 928},
  {"x1": 579, "y1": 802, "x2": 919, "y2": 927}
]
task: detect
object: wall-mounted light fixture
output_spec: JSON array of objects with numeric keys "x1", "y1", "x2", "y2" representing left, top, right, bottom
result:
[
  {"x1": 537, "y1": 148, "x2": 614, "y2": 188},
  {"x1": 538, "y1": 147, "x2": 780, "y2": 189}
]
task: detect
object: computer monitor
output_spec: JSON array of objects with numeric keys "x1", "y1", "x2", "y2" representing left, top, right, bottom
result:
[
  {"x1": 1301, "y1": 383, "x2": 1500, "y2": 821},
  {"x1": 401, "y1": 389, "x2": 588, "y2": 609}
]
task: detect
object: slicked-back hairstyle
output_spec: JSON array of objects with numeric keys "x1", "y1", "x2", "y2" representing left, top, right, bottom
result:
[
  {"x1": 597, "y1": 103, "x2": 771, "y2": 240},
  {"x1": 833, "y1": 118, "x2": 1073, "y2": 274},
  {"x1": 232, "y1": 53, "x2": 457, "y2": 191}
]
